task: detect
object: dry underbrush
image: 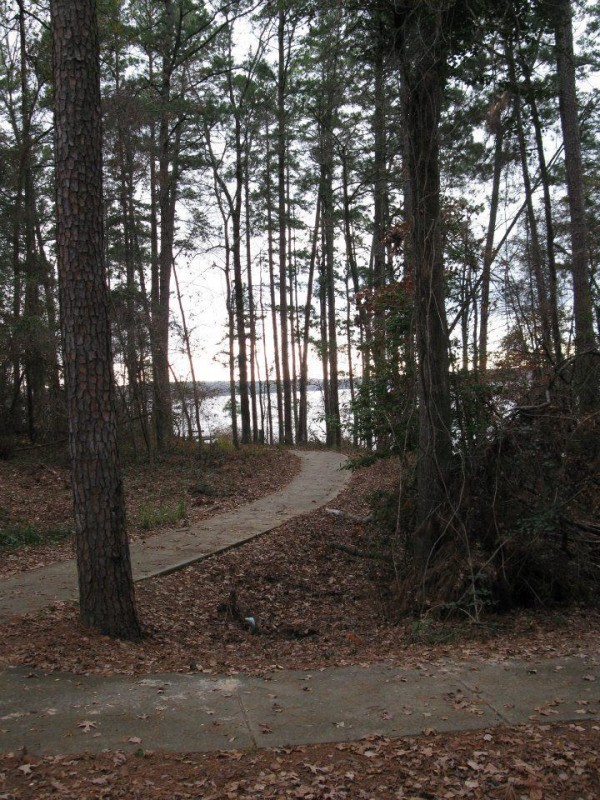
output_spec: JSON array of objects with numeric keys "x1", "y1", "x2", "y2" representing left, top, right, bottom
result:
[{"x1": 372, "y1": 382, "x2": 600, "y2": 620}]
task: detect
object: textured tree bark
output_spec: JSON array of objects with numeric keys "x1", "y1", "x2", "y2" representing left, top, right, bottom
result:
[
  {"x1": 245, "y1": 149, "x2": 259, "y2": 442},
  {"x1": 396, "y1": 4, "x2": 453, "y2": 533},
  {"x1": 231, "y1": 108, "x2": 251, "y2": 444},
  {"x1": 319, "y1": 251, "x2": 331, "y2": 430},
  {"x1": 551, "y1": 0, "x2": 598, "y2": 409},
  {"x1": 51, "y1": 0, "x2": 141, "y2": 640},
  {"x1": 317, "y1": 0, "x2": 342, "y2": 449},
  {"x1": 224, "y1": 228, "x2": 240, "y2": 450},
  {"x1": 265, "y1": 119, "x2": 284, "y2": 443},
  {"x1": 297, "y1": 197, "x2": 320, "y2": 444},
  {"x1": 320, "y1": 133, "x2": 341, "y2": 448},
  {"x1": 371, "y1": 41, "x2": 389, "y2": 449},
  {"x1": 277, "y1": 9, "x2": 294, "y2": 445}
]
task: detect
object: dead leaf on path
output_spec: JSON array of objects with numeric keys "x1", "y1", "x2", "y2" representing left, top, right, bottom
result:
[{"x1": 77, "y1": 720, "x2": 97, "y2": 733}]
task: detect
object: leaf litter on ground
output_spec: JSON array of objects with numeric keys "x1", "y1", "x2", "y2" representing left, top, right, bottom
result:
[
  {"x1": 0, "y1": 722, "x2": 598, "y2": 799},
  {"x1": 1, "y1": 449, "x2": 599, "y2": 797},
  {"x1": 0, "y1": 444, "x2": 300, "y2": 579}
]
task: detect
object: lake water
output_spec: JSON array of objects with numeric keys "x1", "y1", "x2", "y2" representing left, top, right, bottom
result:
[{"x1": 172, "y1": 386, "x2": 354, "y2": 444}]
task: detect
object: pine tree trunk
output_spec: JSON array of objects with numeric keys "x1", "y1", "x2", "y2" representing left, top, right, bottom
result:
[
  {"x1": 551, "y1": 0, "x2": 597, "y2": 408},
  {"x1": 114, "y1": 79, "x2": 143, "y2": 439},
  {"x1": 51, "y1": 0, "x2": 141, "y2": 640},
  {"x1": 265, "y1": 120, "x2": 284, "y2": 443},
  {"x1": 396, "y1": 5, "x2": 452, "y2": 532},
  {"x1": 148, "y1": 53, "x2": 161, "y2": 452},
  {"x1": 322, "y1": 156, "x2": 341, "y2": 448},
  {"x1": 372, "y1": 43, "x2": 388, "y2": 448},
  {"x1": 297, "y1": 197, "x2": 320, "y2": 444},
  {"x1": 319, "y1": 253, "x2": 331, "y2": 436},
  {"x1": 245, "y1": 151, "x2": 259, "y2": 443},
  {"x1": 317, "y1": 35, "x2": 341, "y2": 449},
  {"x1": 153, "y1": 55, "x2": 176, "y2": 451},
  {"x1": 260, "y1": 281, "x2": 274, "y2": 444},
  {"x1": 277, "y1": 9, "x2": 293, "y2": 444},
  {"x1": 287, "y1": 182, "x2": 299, "y2": 438},
  {"x1": 345, "y1": 271, "x2": 358, "y2": 447},
  {"x1": 232, "y1": 113, "x2": 251, "y2": 444},
  {"x1": 224, "y1": 227, "x2": 239, "y2": 450}
]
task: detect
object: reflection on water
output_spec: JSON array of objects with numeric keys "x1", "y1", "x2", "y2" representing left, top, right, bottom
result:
[{"x1": 172, "y1": 387, "x2": 354, "y2": 444}]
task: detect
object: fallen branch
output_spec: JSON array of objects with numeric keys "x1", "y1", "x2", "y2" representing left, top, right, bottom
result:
[
  {"x1": 325, "y1": 508, "x2": 373, "y2": 524},
  {"x1": 568, "y1": 519, "x2": 600, "y2": 536},
  {"x1": 14, "y1": 439, "x2": 68, "y2": 452},
  {"x1": 331, "y1": 542, "x2": 389, "y2": 561}
]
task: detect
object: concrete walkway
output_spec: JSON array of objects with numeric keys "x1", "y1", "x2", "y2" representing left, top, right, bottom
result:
[
  {"x1": 1, "y1": 449, "x2": 598, "y2": 756},
  {"x1": 0, "y1": 654, "x2": 598, "y2": 754},
  {"x1": 0, "y1": 449, "x2": 349, "y2": 620}
]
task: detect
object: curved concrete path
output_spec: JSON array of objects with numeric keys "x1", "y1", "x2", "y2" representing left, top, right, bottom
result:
[
  {"x1": 0, "y1": 449, "x2": 350, "y2": 621},
  {"x1": 0, "y1": 450, "x2": 599, "y2": 756}
]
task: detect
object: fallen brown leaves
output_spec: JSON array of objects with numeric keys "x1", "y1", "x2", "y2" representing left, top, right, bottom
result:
[
  {"x1": 0, "y1": 444, "x2": 300, "y2": 579},
  {"x1": 0, "y1": 455, "x2": 599, "y2": 678},
  {"x1": 1, "y1": 453, "x2": 600, "y2": 797},
  {"x1": 1, "y1": 722, "x2": 598, "y2": 799}
]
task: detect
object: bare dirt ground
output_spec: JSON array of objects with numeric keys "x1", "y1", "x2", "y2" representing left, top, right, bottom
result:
[{"x1": 1, "y1": 449, "x2": 599, "y2": 798}]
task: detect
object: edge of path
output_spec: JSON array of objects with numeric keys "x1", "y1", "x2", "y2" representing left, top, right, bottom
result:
[
  {"x1": 0, "y1": 449, "x2": 351, "y2": 620},
  {"x1": 0, "y1": 653, "x2": 598, "y2": 755},
  {"x1": 135, "y1": 448, "x2": 351, "y2": 581}
]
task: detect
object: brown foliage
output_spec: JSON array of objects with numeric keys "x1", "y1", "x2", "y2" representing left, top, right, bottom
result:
[{"x1": 386, "y1": 377, "x2": 600, "y2": 617}]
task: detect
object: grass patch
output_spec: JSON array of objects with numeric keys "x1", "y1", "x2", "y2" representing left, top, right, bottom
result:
[
  {"x1": 0, "y1": 524, "x2": 73, "y2": 550},
  {"x1": 137, "y1": 498, "x2": 187, "y2": 531}
]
